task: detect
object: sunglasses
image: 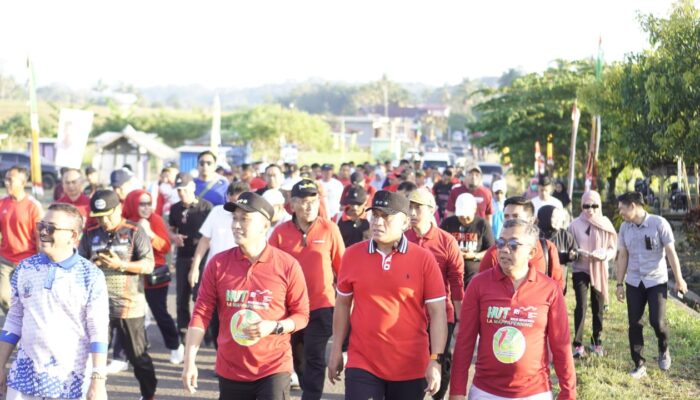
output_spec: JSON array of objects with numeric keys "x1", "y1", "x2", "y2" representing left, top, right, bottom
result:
[
  {"x1": 37, "y1": 221, "x2": 74, "y2": 235},
  {"x1": 495, "y1": 238, "x2": 529, "y2": 252},
  {"x1": 199, "y1": 161, "x2": 214, "y2": 166},
  {"x1": 582, "y1": 204, "x2": 600, "y2": 209}
]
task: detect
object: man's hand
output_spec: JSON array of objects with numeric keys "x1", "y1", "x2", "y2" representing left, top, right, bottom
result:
[
  {"x1": 96, "y1": 250, "x2": 123, "y2": 271},
  {"x1": 616, "y1": 285, "x2": 625, "y2": 303},
  {"x1": 327, "y1": 348, "x2": 344, "y2": 385},
  {"x1": 173, "y1": 234, "x2": 187, "y2": 247},
  {"x1": 86, "y1": 378, "x2": 107, "y2": 400},
  {"x1": 182, "y1": 361, "x2": 198, "y2": 394},
  {"x1": 424, "y1": 360, "x2": 442, "y2": 396},
  {"x1": 460, "y1": 249, "x2": 476, "y2": 260},
  {"x1": 676, "y1": 278, "x2": 688, "y2": 295},
  {"x1": 242, "y1": 320, "x2": 276, "y2": 339},
  {"x1": 188, "y1": 265, "x2": 200, "y2": 288},
  {"x1": 0, "y1": 366, "x2": 7, "y2": 396}
]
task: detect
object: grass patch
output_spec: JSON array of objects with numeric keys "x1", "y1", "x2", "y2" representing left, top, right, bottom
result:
[{"x1": 555, "y1": 284, "x2": 700, "y2": 399}]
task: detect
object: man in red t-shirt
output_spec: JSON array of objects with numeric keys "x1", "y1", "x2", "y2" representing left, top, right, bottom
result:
[
  {"x1": 268, "y1": 179, "x2": 345, "y2": 400},
  {"x1": 450, "y1": 219, "x2": 576, "y2": 399},
  {"x1": 0, "y1": 166, "x2": 43, "y2": 313},
  {"x1": 56, "y1": 168, "x2": 93, "y2": 227},
  {"x1": 478, "y1": 196, "x2": 565, "y2": 291},
  {"x1": 183, "y1": 192, "x2": 310, "y2": 398},
  {"x1": 328, "y1": 190, "x2": 447, "y2": 400},
  {"x1": 405, "y1": 188, "x2": 464, "y2": 400},
  {"x1": 445, "y1": 163, "x2": 493, "y2": 220}
]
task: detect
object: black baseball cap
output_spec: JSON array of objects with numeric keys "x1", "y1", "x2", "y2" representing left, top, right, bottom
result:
[
  {"x1": 223, "y1": 192, "x2": 274, "y2": 221},
  {"x1": 350, "y1": 171, "x2": 364, "y2": 184},
  {"x1": 342, "y1": 185, "x2": 368, "y2": 206},
  {"x1": 291, "y1": 179, "x2": 319, "y2": 198},
  {"x1": 321, "y1": 163, "x2": 333, "y2": 171},
  {"x1": 174, "y1": 172, "x2": 194, "y2": 189},
  {"x1": 367, "y1": 190, "x2": 409, "y2": 215},
  {"x1": 90, "y1": 189, "x2": 121, "y2": 217},
  {"x1": 110, "y1": 169, "x2": 133, "y2": 188}
]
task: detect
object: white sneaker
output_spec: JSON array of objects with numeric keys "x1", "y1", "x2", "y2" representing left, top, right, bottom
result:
[
  {"x1": 106, "y1": 359, "x2": 129, "y2": 374},
  {"x1": 170, "y1": 344, "x2": 185, "y2": 365},
  {"x1": 290, "y1": 372, "x2": 300, "y2": 388}
]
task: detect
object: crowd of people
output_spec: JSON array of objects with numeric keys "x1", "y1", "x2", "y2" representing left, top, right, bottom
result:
[{"x1": 0, "y1": 151, "x2": 689, "y2": 400}]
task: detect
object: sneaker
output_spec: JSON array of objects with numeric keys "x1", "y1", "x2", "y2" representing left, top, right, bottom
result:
[
  {"x1": 630, "y1": 365, "x2": 647, "y2": 379},
  {"x1": 573, "y1": 345, "x2": 586, "y2": 359},
  {"x1": 589, "y1": 344, "x2": 605, "y2": 357},
  {"x1": 106, "y1": 359, "x2": 129, "y2": 374},
  {"x1": 290, "y1": 372, "x2": 300, "y2": 389},
  {"x1": 169, "y1": 344, "x2": 185, "y2": 365},
  {"x1": 658, "y1": 350, "x2": 672, "y2": 371}
]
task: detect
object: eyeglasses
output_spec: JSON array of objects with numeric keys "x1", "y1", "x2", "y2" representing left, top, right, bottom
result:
[
  {"x1": 199, "y1": 161, "x2": 214, "y2": 166},
  {"x1": 138, "y1": 202, "x2": 152, "y2": 207},
  {"x1": 37, "y1": 221, "x2": 74, "y2": 235},
  {"x1": 495, "y1": 238, "x2": 529, "y2": 252},
  {"x1": 582, "y1": 204, "x2": 600, "y2": 209}
]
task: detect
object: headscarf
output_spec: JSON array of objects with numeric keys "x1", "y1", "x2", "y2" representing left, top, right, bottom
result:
[
  {"x1": 569, "y1": 190, "x2": 617, "y2": 302},
  {"x1": 552, "y1": 180, "x2": 571, "y2": 207},
  {"x1": 537, "y1": 205, "x2": 557, "y2": 238},
  {"x1": 123, "y1": 189, "x2": 171, "y2": 261}
]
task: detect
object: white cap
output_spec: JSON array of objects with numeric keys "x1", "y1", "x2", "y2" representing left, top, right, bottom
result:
[
  {"x1": 491, "y1": 179, "x2": 507, "y2": 195},
  {"x1": 280, "y1": 177, "x2": 302, "y2": 191},
  {"x1": 455, "y1": 193, "x2": 477, "y2": 217},
  {"x1": 262, "y1": 189, "x2": 285, "y2": 206}
]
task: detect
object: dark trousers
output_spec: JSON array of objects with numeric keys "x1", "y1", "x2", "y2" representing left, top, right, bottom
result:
[
  {"x1": 345, "y1": 368, "x2": 426, "y2": 400},
  {"x1": 218, "y1": 373, "x2": 291, "y2": 400},
  {"x1": 572, "y1": 272, "x2": 604, "y2": 346},
  {"x1": 145, "y1": 285, "x2": 180, "y2": 350},
  {"x1": 432, "y1": 322, "x2": 455, "y2": 400},
  {"x1": 175, "y1": 256, "x2": 193, "y2": 339},
  {"x1": 291, "y1": 307, "x2": 333, "y2": 400},
  {"x1": 110, "y1": 317, "x2": 157, "y2": 398},
  {"x1": 626, "y1": 281, "x2": 669, "y2": 367}
]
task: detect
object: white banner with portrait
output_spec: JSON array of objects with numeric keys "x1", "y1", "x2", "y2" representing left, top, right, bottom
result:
[{"x1": 55, "y1": 108, "x2": 94, "y2": 169}]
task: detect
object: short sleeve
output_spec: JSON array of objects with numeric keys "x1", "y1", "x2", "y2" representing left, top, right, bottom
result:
[
  {"x1": 617, "y1": 224, "x2": 627, "y2": 250},
  {"x1": 199, "y1": 208, "x2": 215, "y2": 238},
  {"x1": 423, "y1": 253, "x2": 447, "y2": 303},
  {"x1": 336, "y1": 249, "x2": 355, "y2": 296},
  {"x1": 658, "y1": 218, "x2": 675, "y2": 247},
  {"x1": 132, "y1": 226, "x2": 155, "y2": 272}
]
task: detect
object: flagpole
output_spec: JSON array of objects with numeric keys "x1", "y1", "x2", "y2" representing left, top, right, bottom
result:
[
  {"x1": 210, "y1": 95, "x2": 222, "y2": 154},
  {"x1": 27, "y1": 57, "x2": 43, "y2": 197},
  {"x1": 567, "y1": 100, "x2": 580, "y2": 208}
]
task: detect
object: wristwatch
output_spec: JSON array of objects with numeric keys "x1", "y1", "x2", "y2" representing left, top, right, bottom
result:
[
  {"x1": 273, "y1": 321, "x2": 284, "y2": 335},
  {"x1": 430, "y1": 353, "x2": 445, "y2": 365}
]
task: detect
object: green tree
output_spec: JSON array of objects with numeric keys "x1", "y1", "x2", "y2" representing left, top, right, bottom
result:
[
  {"x1": 352, "y1": 74, "x2": 412, "y2": 110},
  {"x1": 278, "y1": 83, "x2": 357, "y2": 115}
]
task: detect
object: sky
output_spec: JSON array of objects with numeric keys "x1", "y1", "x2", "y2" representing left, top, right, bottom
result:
[{"x1": 0, "y1": 0, "x2": 682, "y2": 89}]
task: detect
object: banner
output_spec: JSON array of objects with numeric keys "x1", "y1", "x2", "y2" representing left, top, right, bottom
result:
[
  {"x1": 27, "y1": 58, "x2": 43, "y2": 196},
  {"x1": 55, "y1": 108, "x2": 94, "y2": 169}
]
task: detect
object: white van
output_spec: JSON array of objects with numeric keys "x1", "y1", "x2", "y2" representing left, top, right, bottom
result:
[
  {"x1": 478, "y1": 162, "x2": 505, "y2": 188},
  {"x1": 422, "y1": 152, "x2": 455, "y2": 173}
]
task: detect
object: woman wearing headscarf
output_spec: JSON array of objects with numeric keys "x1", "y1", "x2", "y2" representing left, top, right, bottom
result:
[
  {"x1": 553, "y1": 180, "x2": 572, "y2": 208},
  {"x1": 123, "y1": 189, "x2": 184, "y2": 364},
  {"x1": 567, "y1": 190, "x2": 617, "y2": 359},
  {"x1": 537, "y1": 205, "x2": 578, "y2": 294}
]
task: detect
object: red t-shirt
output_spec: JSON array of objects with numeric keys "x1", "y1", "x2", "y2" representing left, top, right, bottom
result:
[
  {"x1": 0, "y1": 195, "x2": 42, "y2": 264},
  {"x1": 478, "y1": 239, "x2": 565, "y2": 291},
  {"x1": 405, "y1": 225, "x2": 464, "y2": 323},
  {"x1": 450, "y1": 265, "x2": 576, "y2": 399},
  {"x1": 189, "y1": 245, "x2": 310, "y2": 381},
  {"x1": 336, "y1": 237, "x2": 447, "y2": 381},
  {"x1": 268, "y1": 217, "x2": 345, "y2": 311},
  {"x1": 445, "y1": 185, "x2": 493, "y2": 218},
  {"x1": 56, "y1": 193, "x2": 95, "y2": 228}
]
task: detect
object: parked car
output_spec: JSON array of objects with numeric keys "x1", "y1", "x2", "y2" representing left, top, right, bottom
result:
[
  {"x1": 478, "y1": 162, "x2": 505, "y2": 188},
  {"x1": 0, "y1": 151, "x2": 59, "y2": 190}
]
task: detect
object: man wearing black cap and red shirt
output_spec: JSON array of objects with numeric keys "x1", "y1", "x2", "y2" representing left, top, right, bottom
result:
[
  {"x1": 268, "y1": 179, "x2": 345, "y2": 400},
  {"x1": 168, "y1": 172, "x2": 213, "y2": 342},
  {"x1": 336, "y1": 185, "x2": 371, "y2": 248},
  {"x1": 340, "y1": 171, "x2": 376, "y2": 208},
  {"x1": 183, "y1": 192, "x2": 310, "y2": 399},
  {"x1": 445, "y1": 163, "x2": 493, "y2": 221},
  {"x1": 328, "y1": 190, "x2": 448, "y2": 400},
  {"x1": 78, "y1": 189, "x2": 158, "y2": 400}
]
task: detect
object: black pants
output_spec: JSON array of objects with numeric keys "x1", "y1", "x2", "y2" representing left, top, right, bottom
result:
[
  {"x1": 626, "y1": 281, "x2": 668, "y2": 367},
  {"x1": 432, "y1": 322, "x2": 455, "y2": 400},
  {"x1": 218, "y1": 372, "x2": 291, "y2": 400},
  {"x1": 110, "y1": 317, "x2": 157, "y2": 398},
  {"x1": 345, "y1": 368, "x2": 426, "y2": 400},
  {"x1": 291, "y1": 307, "x2": 333, "y2": 400},
  {"x1": 572, "y1": 272, "x2": 604, "y2": 346},
  {"x1": 145, "y1": 285, "x2": 180, "y2": 350},
  {"x1": 175, "y1": 256, "x2": 193, "y2": 339}
]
